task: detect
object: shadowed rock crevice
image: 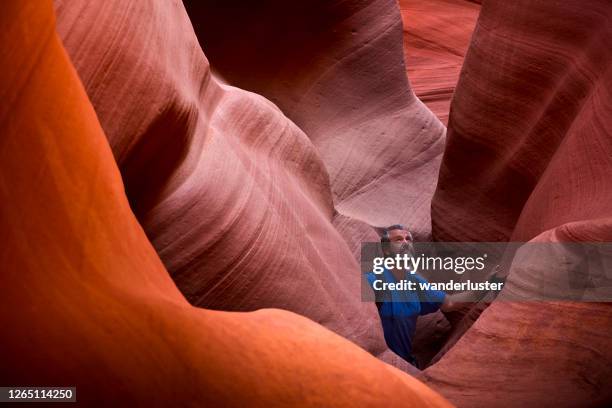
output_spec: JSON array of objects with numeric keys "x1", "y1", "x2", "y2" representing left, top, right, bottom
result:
[{"x1": 121, "y1": 103, "x2": 197, "y2": 220}]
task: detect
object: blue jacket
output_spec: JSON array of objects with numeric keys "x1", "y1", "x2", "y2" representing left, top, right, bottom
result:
[{"x1": 366, "y1": 268, "x2": 445, "y2": 365}]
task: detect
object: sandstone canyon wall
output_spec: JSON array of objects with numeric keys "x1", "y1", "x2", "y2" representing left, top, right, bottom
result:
[
  {"x1": 182, "y1": 0, "x2": 446, "y2": 240},
  {"x1": 54, "y1": 0, "x2": 416, "y2": 370},
  {"x1": 53, "y1": 0, "x2": 455, "y2": 372},
  {"x1": 426, "y1": 0, "x2": 612, "y2": 407}
]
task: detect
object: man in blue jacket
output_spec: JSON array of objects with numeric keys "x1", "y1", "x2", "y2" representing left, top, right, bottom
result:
[{"x1": 366, "y1": 224, "x2": 491, "y2": 368}]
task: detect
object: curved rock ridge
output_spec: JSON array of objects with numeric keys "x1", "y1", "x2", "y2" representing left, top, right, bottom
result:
[
  {"x1": 424, "y1": 224, "x2": 612, "y2": 408},
  {"x1": 427, "y1": 0, "x2": 612, "y2": 406},
  {"x1": 431, "y1": 0, "x2": 612, "y2": 243},
  {"x1": 182, "y1": 0, "x2": 446, "y2": 239},
  {"x1": 0, "y1": 2, "x2": 453, "y2": 406},
  {"x1": 53, "y1": 0, "x2": 419, "y2": 367},
  {"x1": 399, "y1": 0, "x2": 480, "y2": 125}
]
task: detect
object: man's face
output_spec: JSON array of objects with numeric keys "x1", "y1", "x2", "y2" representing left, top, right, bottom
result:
[{"x1": 387, "y1": 229, "x2": 412, "y2": 255}]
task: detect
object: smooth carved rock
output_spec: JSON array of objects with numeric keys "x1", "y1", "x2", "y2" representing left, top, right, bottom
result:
[
  {"x1": 432, "y1": 0, "x2": 612, "y2": 243},
  {"x1": 427, "y1": 0, "x2": 612, "y2": 406},
  {"x1": 54, "y1": 0, "x2": 445, "y2": 369},
  {"x1": 182, "y1": 0, "x2": 446, "y2": 239}
]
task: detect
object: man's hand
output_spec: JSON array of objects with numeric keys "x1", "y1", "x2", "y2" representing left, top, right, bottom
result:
[
  {"x1": 440, "y1": 264, "x2": 504, "y2": 312},
  {"x1": 440, "y1": 291, "x2": 475, "y2": 313},
  {"x1": 488, "y1": 264, "x2": 507, "y2": 285}
]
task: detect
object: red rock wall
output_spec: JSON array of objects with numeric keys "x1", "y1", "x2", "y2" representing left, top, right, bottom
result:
[
  {"x1": 427, "y1": 0, "x2": 612, "y2": 406},
  {"x1": 399, "y1": 0, "x2": 480, "y2": 125},
  {"x1": 182, "y1": 0, "x2": 446, "y2": 240},
  {"x1": 54, "y1": 0, "x2": 395, "y2": 364},
  {"x1": 0, "y1": 1, "x2": 453, "y2": 406},
  {"x1": 53, "y1": 0, "x2": 451, "y2": 371},
  {"x1": 432, "y1": 0, "x2": 612, "y2": 244}
]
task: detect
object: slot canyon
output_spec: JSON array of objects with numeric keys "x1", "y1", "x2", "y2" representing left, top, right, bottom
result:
[{"x1": 1, "y1": 0, "x2": 610, "y2": 406}]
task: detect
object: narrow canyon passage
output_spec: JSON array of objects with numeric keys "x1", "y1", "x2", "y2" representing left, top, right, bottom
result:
[
  {"x1": 399, "y1": 0, "x2": 480, "y2": 124},
  {"x1": 397, "y1": 0, "x2": 482, "y2": 367}
]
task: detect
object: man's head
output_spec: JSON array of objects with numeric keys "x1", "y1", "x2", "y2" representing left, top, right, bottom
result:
[{"x1": 381, "y1": 224, "x2": 414, "y2": 256}]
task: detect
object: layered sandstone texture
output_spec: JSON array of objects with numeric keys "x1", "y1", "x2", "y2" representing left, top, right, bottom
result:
[
  {"x1": 182, "y1": 0, "x2": 446, "y2": 240},
  {"x1": 398, "y1": 0, "x2": 480, "y2": 125},
  {"x1": 426, "y1": 0, "x2": 612, "y2": 407},
  {"x1": 54, "y1": 0, "x2": 446, "y2": 370},
  {"x1": 0, "y1": 1, "x2": 454, "y2": 406}
]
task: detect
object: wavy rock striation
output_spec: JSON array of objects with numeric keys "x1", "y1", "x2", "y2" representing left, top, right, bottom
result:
[
  {"x1": 182, "y1": 0, "x2": 446, "y2": 239},
  {"x1": 427, "y1": 0, "x2": 612, "y2": 406},
  {"x1": 53, "y1": 0, "x2": 449, "y2": 369}
]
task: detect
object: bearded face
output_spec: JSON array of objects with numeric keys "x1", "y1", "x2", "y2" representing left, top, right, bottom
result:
[{"x1": 384, "y1": 228, "x2": 414, "y2": 256}]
